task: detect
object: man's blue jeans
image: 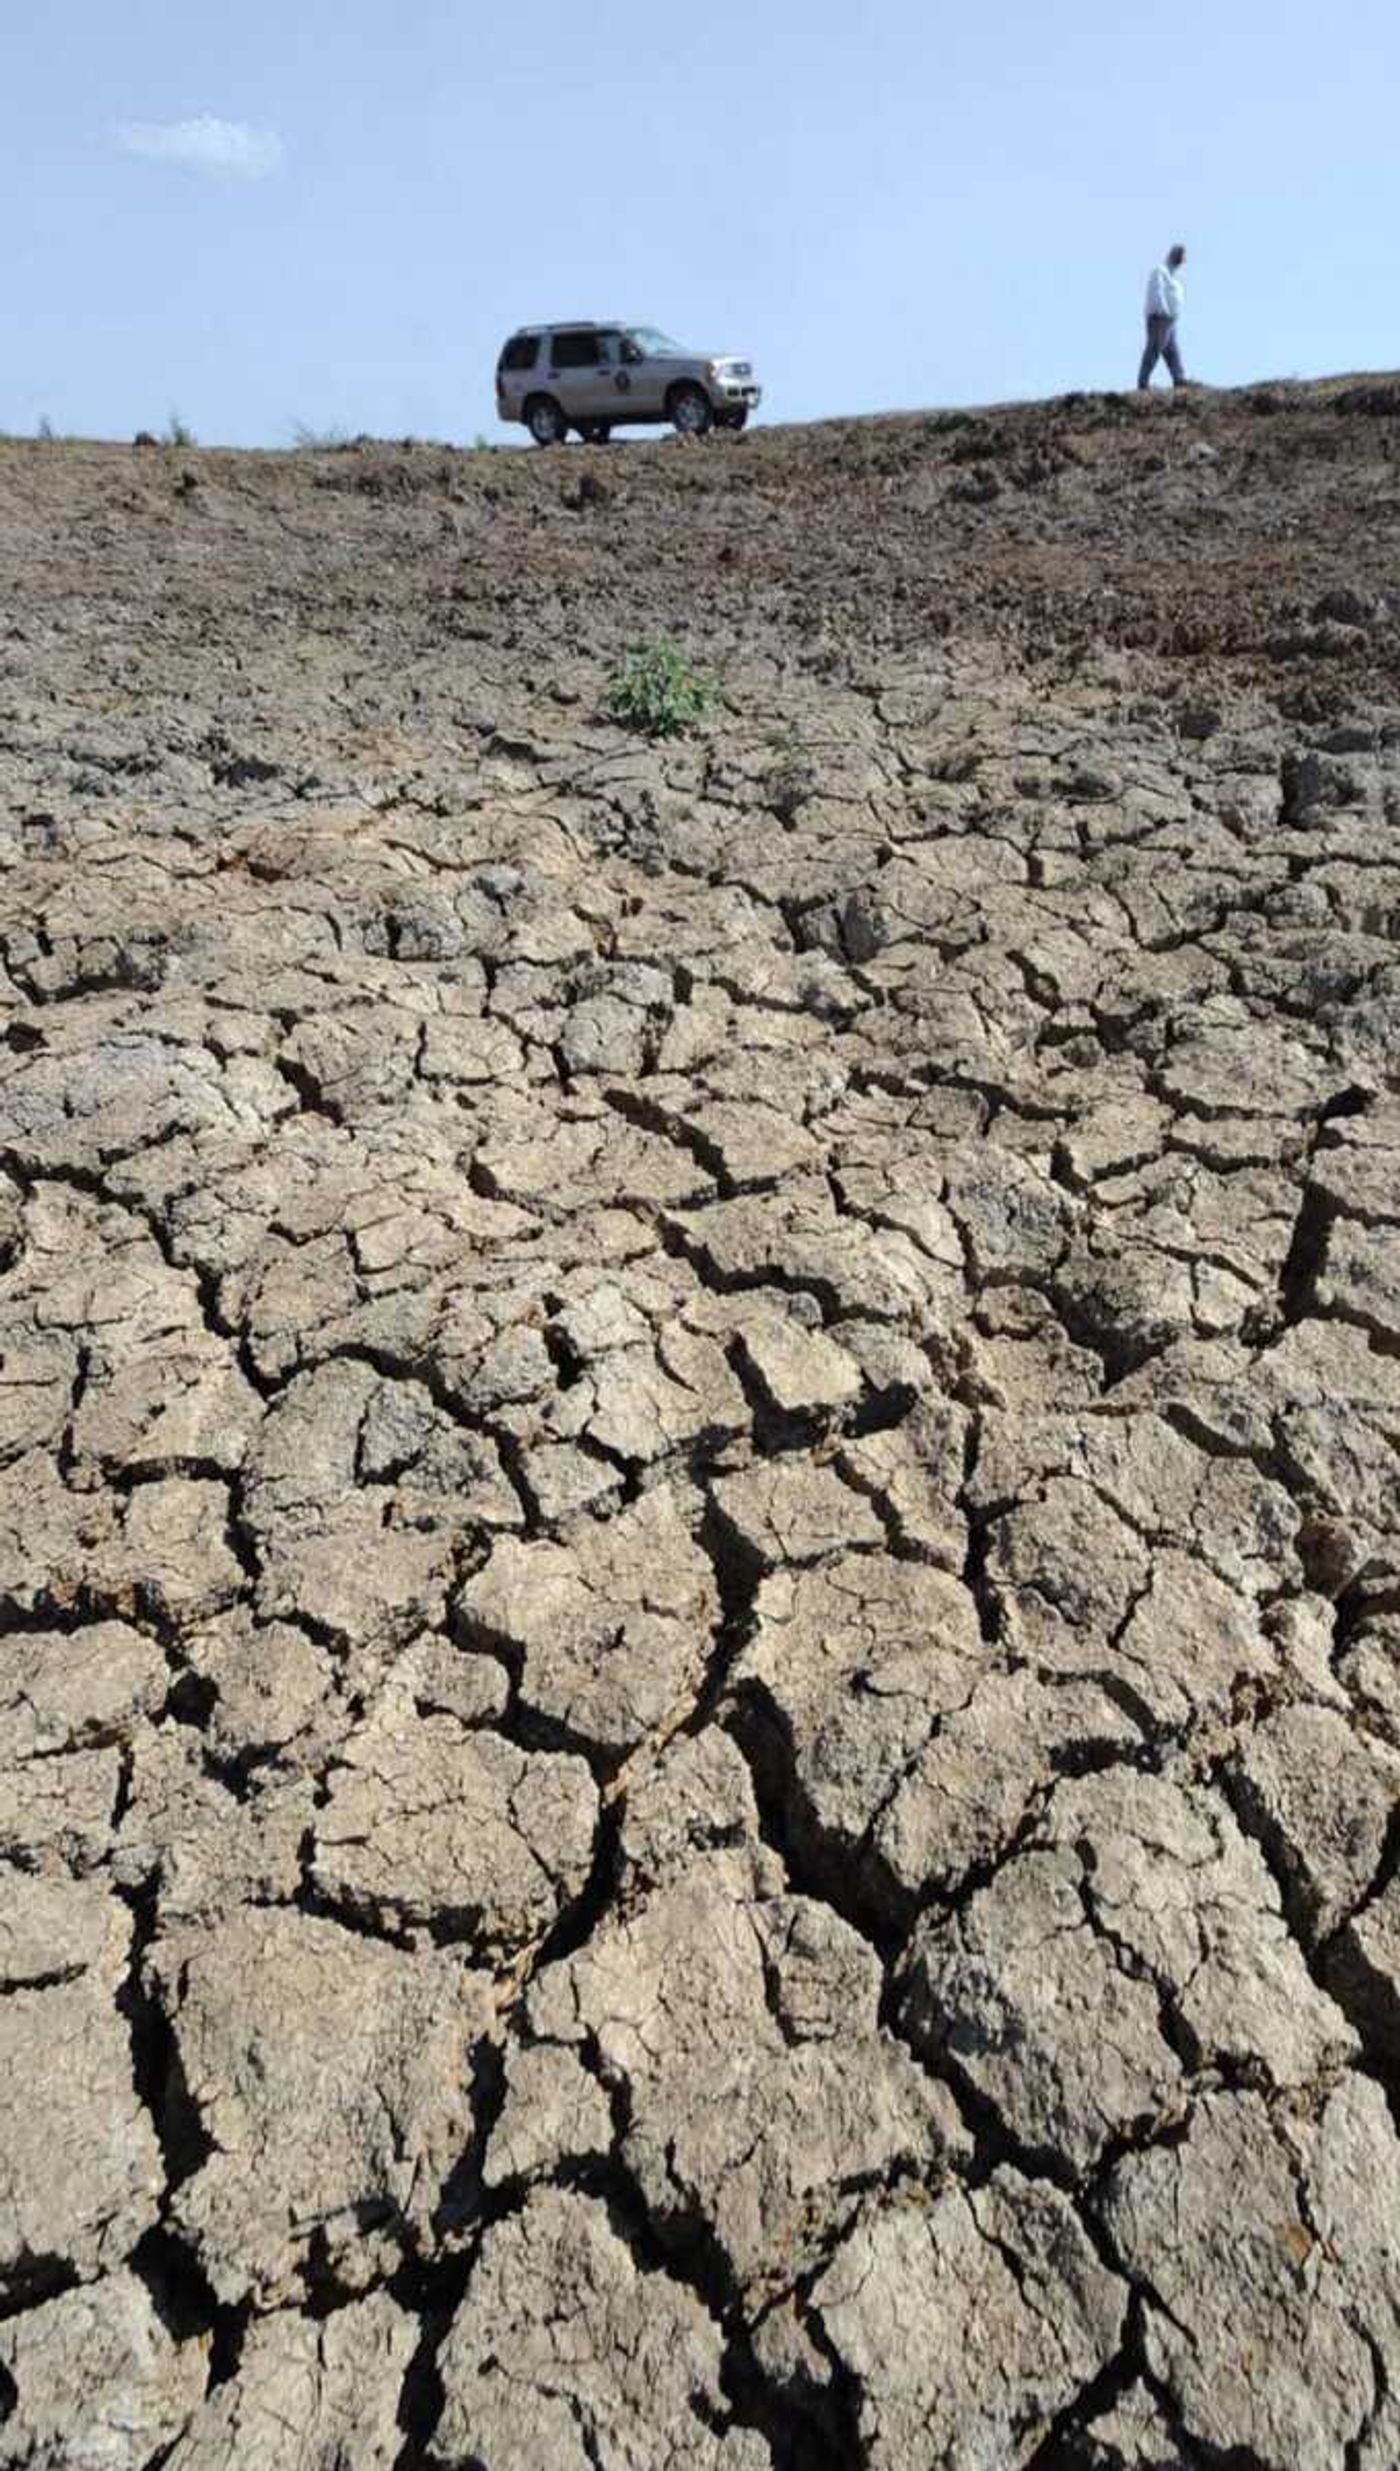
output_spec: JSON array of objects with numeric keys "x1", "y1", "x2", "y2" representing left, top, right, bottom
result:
[{"x1": 1138, "y1": 314, "x2": 1186, "y2": 388}]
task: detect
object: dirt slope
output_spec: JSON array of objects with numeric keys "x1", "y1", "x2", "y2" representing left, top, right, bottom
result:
[{"x1": 2, "y1": 378, "x2": 1400, "y2": 2468}]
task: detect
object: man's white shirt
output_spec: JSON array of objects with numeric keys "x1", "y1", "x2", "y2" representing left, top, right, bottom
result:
[{"x1": 1145, "y1": 264, "x2": 1185, "y2": 320}]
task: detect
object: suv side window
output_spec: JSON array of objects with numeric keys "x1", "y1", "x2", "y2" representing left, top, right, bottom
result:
[
  {"x1": 551, "y1": 330, "x2": 602, "y2": 370},
  {"x1": 498, "y1": 335, "x2": 539, "y2": 373}
]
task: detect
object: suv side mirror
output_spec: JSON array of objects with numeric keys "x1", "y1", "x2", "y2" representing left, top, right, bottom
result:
[{"x1": 621, "y1": 339, "x2": 644, "y2": 365}]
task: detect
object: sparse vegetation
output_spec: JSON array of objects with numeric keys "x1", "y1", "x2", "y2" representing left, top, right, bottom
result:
[
  {"x1": 164, "y1": 413, "x2": 196, "y2": 449},
  {"x1": 764, "y1": 719, "x2": 819, "y2": 819},
  {"x1": 37, "y1": 416, "x2": 56, "y2": 443},
  {"x1": 604, "y1": 638, "x2": 715, "y2": 740},
  {"x1": 291, "y1": 421, "x2": 354, "y2": 450}
]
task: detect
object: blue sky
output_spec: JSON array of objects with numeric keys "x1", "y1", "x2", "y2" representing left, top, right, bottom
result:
[{"x1": 5, "y1": 0, "x2": 1397, "y2": 446}]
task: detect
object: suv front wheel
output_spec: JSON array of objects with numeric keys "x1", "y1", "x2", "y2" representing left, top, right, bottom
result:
[
  {"x1": 525, "y1": 394, "x2": 567, "y2": 446},
  {"x1": 667, "y1": 383, "x2": 713, "y2": 438}
]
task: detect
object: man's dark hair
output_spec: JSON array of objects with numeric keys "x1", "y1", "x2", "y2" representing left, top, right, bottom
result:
[{"x1": 1167, "y1": 243, "x2": 1187, "y2": 267}]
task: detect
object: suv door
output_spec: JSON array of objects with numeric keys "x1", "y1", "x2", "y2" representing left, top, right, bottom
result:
[
  {"x1": 546, "y1": 329, "x2": 604, "y2": 425},
  {"x1": 618, "y1": 332, "x2": 667, "y2": 418},
  {"x1": 594, "y1": 331, "x2": 631, "y2": 423}
]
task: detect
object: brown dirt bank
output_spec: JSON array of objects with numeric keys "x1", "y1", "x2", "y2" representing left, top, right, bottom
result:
[{"x1": 2, "y1": 376, "x2": 1400, "y2": 2468}]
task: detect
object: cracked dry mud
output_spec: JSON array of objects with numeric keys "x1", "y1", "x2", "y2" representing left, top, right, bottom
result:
[{"x1": 2, "y1": 374, "x2": 1400, "y2": 2467}]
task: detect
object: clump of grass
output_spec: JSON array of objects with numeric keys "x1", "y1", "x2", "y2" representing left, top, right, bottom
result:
[
  {"x1": 291, "y1": 420, "x2": 354, "y2": 450},
  {"x1": 164, "y1": 412, "x2": 196, "y2": 448},
  {"x1": 604, "y1": 638, "x2": 715, "y2": 740},
  {"x1": 764, "y1": 719, "x2": 818, "y2": 819}
]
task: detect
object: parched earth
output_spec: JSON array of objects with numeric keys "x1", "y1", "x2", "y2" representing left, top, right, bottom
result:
[{"x1": 2, "y1": 375, "x2": 1400, "y2": 2467}]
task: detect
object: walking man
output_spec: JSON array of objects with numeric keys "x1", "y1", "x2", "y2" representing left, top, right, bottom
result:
[{"x1": 1138, "y1": 244, "x2": 1188, "y2": 388}]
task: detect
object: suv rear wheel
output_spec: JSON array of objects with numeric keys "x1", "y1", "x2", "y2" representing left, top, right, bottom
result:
[
  {"x1": 668, "y1": 383, "x2": 713, "y2": 438},
  {"x1": 525, "y1": 394, "x2": 566, "y2": 446}
]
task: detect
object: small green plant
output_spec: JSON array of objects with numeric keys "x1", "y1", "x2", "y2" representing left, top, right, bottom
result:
[
  {"x1": 764, "y1": 719, "x2": 818, "y2": 820},
  {"x1": 604, "y1": 638, "x2": 715, "y2": 740},
  {"x1": 36, "y1": 415, "x2": 56, "y2": 442},
  {"x1": 164, "y1": 412, "x2": 196, "y2": 448}
]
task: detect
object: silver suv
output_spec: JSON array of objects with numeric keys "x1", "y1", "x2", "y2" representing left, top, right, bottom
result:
[{"x1": 496, "y1": 323, "x2": 762, "y2": 445}]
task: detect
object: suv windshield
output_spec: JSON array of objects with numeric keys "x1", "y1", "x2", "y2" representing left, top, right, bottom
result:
[{"x1": 627, "y1": 328, "x2": 684, "y2": 356}]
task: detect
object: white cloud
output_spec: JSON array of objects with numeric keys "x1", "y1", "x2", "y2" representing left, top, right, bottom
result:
[{"x1": 116, "y1": 115, "x2": 283, "y2": 181}]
